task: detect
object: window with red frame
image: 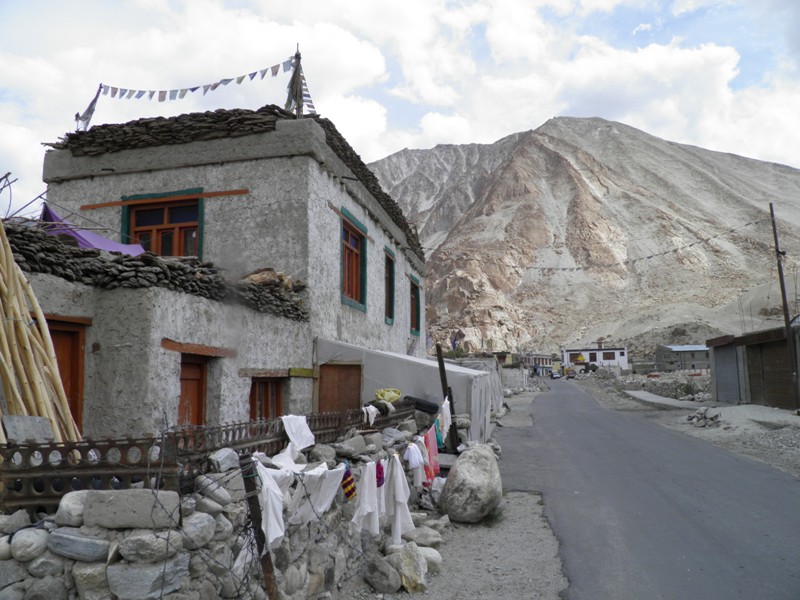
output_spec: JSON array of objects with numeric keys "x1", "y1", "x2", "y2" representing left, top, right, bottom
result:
[
  {"x1": 342, "y1": 220, "x2": 365, "y2": 304},
  {"x1": 132, "y1": 201, "x2": 199, "y2": 256},
  {"x1": 249, "y1": 378, "x2": 283, "y2": 421},
  {"x1": 410, "y1": 278, "x2": 420, "y2": 334}
]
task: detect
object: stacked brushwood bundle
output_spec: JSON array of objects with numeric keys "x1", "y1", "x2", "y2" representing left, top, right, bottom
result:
[{"x1": 0, "y1": 220, "x2": 80, "y2": 444}]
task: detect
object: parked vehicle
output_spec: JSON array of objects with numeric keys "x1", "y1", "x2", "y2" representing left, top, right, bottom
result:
[
  {"x1": 551, "y1": 371, "x2": 561, "y2": 379},
  {"x1": 565, "y1": 369, "x2": 576, "y2": 379}
]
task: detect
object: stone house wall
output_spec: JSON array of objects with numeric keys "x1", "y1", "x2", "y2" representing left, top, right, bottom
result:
[
  {"x1": 30, "y1": 271, "x2": 312, "y2": 439},
  {"x1": 0, "y1": 460, "x2": 378, "y2": 600},
  {"x1": 43, "y1": 116, "x2": 426, "y2": 360}
]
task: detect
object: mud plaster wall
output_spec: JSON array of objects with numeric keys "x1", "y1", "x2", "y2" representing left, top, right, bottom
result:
[
  {"x1": 43, "y1": 118, "x2": 425, "y2": 360},
  {"x1": 30, "y1": 273, "x2": 311, "y2": 438},
  {"x1": 306, "y1": 161, "x2": 426, "y2": 358}
]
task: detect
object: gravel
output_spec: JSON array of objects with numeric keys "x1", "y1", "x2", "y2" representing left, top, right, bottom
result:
[{"x1": 333, "y1": 490, "x2": 567, "y2": 600}]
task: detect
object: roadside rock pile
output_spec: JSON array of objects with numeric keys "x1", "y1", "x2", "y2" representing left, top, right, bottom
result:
[
  {"x1": 616, "y1": 372, "x2": 711, "y2": 401},
  {"x1": 6, "y1": 222, "x2": 309, "y2": 321},
  {"x1": 687, "y1": 407, "x2": 722, "y2": 428}
]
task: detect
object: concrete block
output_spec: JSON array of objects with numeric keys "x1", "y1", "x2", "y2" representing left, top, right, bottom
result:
[{"x1": 83, "y1": 489, "x2": 180, "y2": 529}]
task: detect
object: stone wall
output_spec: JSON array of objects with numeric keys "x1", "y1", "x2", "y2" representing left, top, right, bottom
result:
[
  {"x1": 499, "y1": 365, "x2": 528, "y2": 391},
  {"x1": 0, "y1": 449, "x2": 385, "y2": 599},
  {"x1": 0, "y1": 406, "x2": 454, "y2": 600}
]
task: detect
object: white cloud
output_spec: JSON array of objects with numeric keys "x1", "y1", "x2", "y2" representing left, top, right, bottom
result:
[
  {"x1": 670, "y1": 0, "x2": 732, "y2": 16},
  {"x1": 2, "y1": 0, "x2": 800, "y2": 216}
]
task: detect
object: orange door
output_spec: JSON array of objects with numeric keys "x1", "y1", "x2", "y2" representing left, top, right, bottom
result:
[
  {"x1": 179, "y1": 355, "x2": 206, "y2": 426},
  {"x1": 318, "y1": 364, "x2": 362, "y2": 413},
  {"x1": 48, "y1": 323, "x2": 85, "y2": 433}
]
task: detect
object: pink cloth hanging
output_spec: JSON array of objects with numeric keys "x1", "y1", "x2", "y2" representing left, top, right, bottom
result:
[{"x1": 423, "y1": 426, "x2": 440, "y2": 485}]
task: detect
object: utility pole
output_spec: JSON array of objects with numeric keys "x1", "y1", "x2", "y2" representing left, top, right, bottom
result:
[{"x1": 770, "y1": 203, "x2": 799, "y2": 409}]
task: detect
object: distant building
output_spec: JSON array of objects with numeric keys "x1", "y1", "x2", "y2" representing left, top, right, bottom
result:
[
  {"x1": 562, "y1": 345, "x2": 628, "y2": 371},
  {"x1": 518, "y1": 352, "x2": 554, "y2": 376},
  {"x1": 654, "y1": 345, "x2": 709, "y2": 373}
]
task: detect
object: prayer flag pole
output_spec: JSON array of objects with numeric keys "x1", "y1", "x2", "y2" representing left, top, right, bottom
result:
[{"x1": 285, "y1": 46, "x2": 304, "y2": 118}]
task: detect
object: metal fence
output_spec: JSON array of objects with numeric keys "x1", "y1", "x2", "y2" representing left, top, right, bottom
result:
[{"x1": 0, "y1": 398, "x2": 414, "y2": 516}]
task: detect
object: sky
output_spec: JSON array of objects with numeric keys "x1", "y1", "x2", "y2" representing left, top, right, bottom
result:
[{"x1": 2, "y1": 0, "x2": 800, "y2": 217}]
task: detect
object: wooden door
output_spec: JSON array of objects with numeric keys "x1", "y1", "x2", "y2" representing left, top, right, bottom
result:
[
  {"x1": 318, "y1": 364, "x2": 362, "y2": 413},
  {"x1": 179, "y1": 355, "x2": 207, "y2": 426},
  {"x1": 48, "y1": 322, "x2": 85, "y2": 433}
]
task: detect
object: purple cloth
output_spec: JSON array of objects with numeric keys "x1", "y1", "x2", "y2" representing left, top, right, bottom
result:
[{"x1": 40, "y1": 204, "x2": 145, "y2": 256}]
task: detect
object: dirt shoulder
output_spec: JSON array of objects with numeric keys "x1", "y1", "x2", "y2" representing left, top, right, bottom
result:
[
  {"x1": 578, "y1": 378, "x2": 800, "y2": 480},
  {"x1": 333, "y1": 489, "x2": 567, "y2": 600}
]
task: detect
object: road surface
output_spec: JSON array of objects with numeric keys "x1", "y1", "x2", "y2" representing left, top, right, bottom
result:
[{"x1": 495, "y1": 380, "x2": 800, "y2": 600}]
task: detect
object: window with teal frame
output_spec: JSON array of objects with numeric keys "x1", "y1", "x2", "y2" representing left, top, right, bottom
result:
[
  {"x1": 121, "y1": 188, "x2": 204, "y2": 259},
  {"x1": 384, "y1": 247, "x2": 395, "y2": 325},
  {"x1": 409, "y1": 274, "x2": 421, "y2": 336},
  {"x1": 340, "y1": 207, "x2": 367, "y2": 312}
]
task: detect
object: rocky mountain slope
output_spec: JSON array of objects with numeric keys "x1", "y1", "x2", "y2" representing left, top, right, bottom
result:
[{"x1": 370, "y1": 117, "x2": 800, "y2": 358}]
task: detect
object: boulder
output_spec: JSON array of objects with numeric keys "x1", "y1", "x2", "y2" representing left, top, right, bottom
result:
[
  {"x1": 439, "y1": 444, "x2": 502, "y2": 523},
  {"x1": 209, "y1": 448, "x2": 240, "y2": 473},
  {"x1": 10, "y1": 528, "x2": 48, "y2": 562},
  {"x1": 309, "y1": 444, "x2": 337, "y2": 468},
  {"x1": 54, "y1": 490, "x2": 89, "y2": 527},
  {"x1": 46, "y1": 527, "x2": 110, "y2": 562},
  {"x1": 385, "y1": 542, "x2": 427, "y2": 593},
  {"x1": 402, "y1": 525, "x2": 442, "y2": 548},
  {"x1": 194, "y1": 474, "x2": 232, "y2": 506},
  {"x1": 417, "y1": 546, "x2": 443, "y2": 574},
  {"x1": 118, "y1": 530, "x2": 183, "y2": 563},
  {"x1": 0, "y1": 510, "x2": 30, "y2": 535},
  {"x1": 364, "y1": 556, "x2": 401, "y2": 593},
  {"x1": 180, "y1": 512, "x2": 216, "y2": 550}
]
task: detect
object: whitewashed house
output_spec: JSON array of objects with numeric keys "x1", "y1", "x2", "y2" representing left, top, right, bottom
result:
[
  {"x1": 33, "y1": 105, "x2": 426, "y2": 438},
  {"x1": 562, "y1": 344, "x2": 629, "y2": 372}
]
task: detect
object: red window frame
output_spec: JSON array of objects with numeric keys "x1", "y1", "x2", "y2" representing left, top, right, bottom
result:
[
  {"x1": 385, "y1": 253, "x2": 395, "y2": 321},
  {"x1": 342, "y1": 221, "x2": 363, "y2": 302},
  {"x1": 410, "y1": 279, "x2": 420, "y2": 333},
  {"x1": 250, "y1": 378, "x2": 283, "y2": 421},
  {"x1": 131, "y1": 201, "x2": 199, "y2": 257}
]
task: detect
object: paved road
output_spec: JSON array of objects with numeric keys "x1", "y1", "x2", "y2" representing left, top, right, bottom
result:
[{"x1": 494, "y1": 381, "x2": 800, "y2": 600}]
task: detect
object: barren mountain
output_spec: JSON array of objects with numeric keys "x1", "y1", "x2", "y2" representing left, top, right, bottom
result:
[{"x1": 370, "y1": 117, "x2": 800, "y2": 358}]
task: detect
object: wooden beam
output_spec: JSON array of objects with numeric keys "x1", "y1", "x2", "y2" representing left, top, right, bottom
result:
[
  {"x1": 80, "y1": 188, "x2": 250, "y2": 211},
  {"x1": 160, "y1": 338, "x2": 237, "y2": 358},
  {"x1": 238, "y1": 368, "x2": 289, "y2": 378},
  {"x1": 43, "y1": 314, "x2": 93, "y2": 326}
]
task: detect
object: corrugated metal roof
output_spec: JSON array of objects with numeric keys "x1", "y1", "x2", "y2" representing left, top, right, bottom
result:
[{"x1": 663, "y1": 344, "x2": 708, "y2": 352}]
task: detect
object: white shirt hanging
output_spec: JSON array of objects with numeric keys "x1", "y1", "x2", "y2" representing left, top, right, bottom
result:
[
  {"x1": 287, "y1": 462, "x2": 345, "y2": 525},
  {"x1": 350, "y1": 462, "x2": 380, "y2": 537}
]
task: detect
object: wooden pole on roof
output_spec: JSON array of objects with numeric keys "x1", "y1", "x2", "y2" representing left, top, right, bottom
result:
[
  {"x1": 769, "y1": 203, "x2": 799, "y2": 409},
  {"x1": 292, "y1": 46, "x2": 303, "y2": 118}
]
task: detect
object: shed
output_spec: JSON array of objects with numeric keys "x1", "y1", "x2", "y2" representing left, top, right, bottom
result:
[
  {"x1": 706, "y1": 335, "x2": 744, "y2": 404},
  {"x1": 707, "y1": 327, "x2": 799, "y2": 410}
]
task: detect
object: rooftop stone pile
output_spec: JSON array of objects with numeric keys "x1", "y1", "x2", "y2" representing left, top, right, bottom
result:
[{"x1": 5, "y1": 222, "x2": 309, "y2": 322}]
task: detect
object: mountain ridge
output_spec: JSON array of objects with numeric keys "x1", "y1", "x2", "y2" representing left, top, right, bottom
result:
[{"x1": 370, "y1": 117, "x2": 800, "y2": 358}]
